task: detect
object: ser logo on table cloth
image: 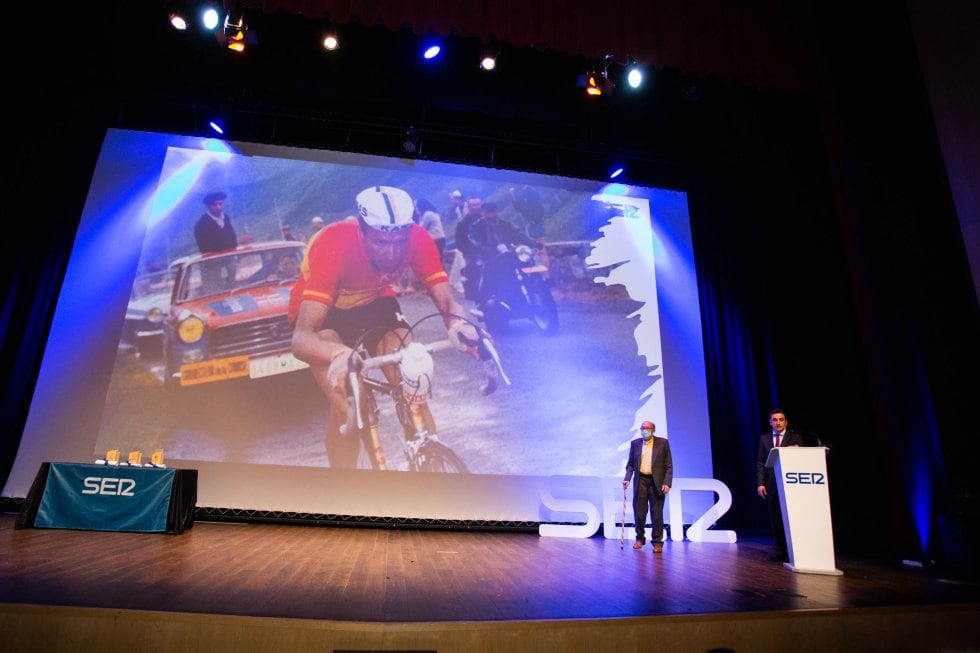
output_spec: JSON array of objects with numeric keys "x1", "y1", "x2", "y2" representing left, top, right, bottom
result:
[{"x1": 81, "y1": 477, "x2": 137, "y2": 496}]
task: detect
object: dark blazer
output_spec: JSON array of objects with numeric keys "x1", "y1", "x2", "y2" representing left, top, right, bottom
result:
[
  {"x1": 194, "y1": 213, "x2": 238, "y2": 253},
  {"x1": 756, "y1": 430, "x2": 805, "y2": 487},
  {"x1": 624, "y1": 436, "x2": 673, "y2": 489}
]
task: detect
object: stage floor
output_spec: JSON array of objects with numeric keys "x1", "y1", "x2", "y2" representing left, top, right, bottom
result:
[{"x1": 2, "y1": 514, "x2": 978, "y2": 623}]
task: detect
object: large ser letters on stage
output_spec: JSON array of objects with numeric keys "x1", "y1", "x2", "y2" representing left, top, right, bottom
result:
[{"x1": 539, "y1": 476, "x2": 736, "y2": 543}]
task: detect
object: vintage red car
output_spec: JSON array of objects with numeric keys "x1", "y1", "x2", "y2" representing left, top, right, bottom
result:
[{"x1": 162, "y1": 241, "x2": 309, "y2": 388}]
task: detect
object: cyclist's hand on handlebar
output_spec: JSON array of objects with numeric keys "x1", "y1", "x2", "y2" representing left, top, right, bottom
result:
[
  {"x1": 448, "y1": 319, "x2": 481, "y2": 356},
  {"x1": 448, "y1": 318, "x2": 510, "y2": 393},
  {"x1": 326, "y1": 347, "x2": 356, "y2": 388}
]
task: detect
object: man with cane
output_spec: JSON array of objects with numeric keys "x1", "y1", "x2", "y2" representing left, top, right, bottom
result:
[{"x1": 623, "y1": 421, "x2": 673, "y2": 553}]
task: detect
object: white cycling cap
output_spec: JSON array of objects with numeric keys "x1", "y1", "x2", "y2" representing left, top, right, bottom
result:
[{"x1": 356, "y1": 186, "x2": 415, "y2": 232}]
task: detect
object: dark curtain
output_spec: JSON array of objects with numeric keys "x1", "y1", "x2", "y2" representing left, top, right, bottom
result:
[
  {"x1": 810, "y1": 4, "x2": 980, "y2": 567},
  {"x1": 678, "y1": 83, "x2": 890, "y2": 554},
  {"x1": 0, "y1": 44, "x2": 113, "y2": 490}
]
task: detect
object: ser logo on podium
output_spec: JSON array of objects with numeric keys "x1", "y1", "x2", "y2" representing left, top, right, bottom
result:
[
  {"x1": 81, "y1": 476, "x2": 137, "y2": 496},
  {"x1": 784, "y1": 472, "x2": 826, "y2": 485}
]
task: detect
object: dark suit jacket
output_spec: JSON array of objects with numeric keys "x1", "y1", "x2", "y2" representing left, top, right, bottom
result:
[
  {"x1": 453, "y1": 212, "x2": 480, "y2": 260},
  {"x1": 624, "y1": 436, "x2": 673, "y2": 490},
  {"x1": 194, "y1": 213, "x2": 238, "y2": 253},
  {"x1": 756, "y1": 430, "x2": 805, "y2": 488}
]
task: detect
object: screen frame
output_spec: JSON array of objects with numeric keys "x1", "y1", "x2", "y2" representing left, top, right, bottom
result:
[{"x1": 2, "y1": 128, "x2": 712, "y2": 524}]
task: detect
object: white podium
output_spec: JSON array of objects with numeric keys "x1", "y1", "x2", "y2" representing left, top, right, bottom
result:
[{"x1": 766, "y1": 446, "x2": 842, "y2": 575}]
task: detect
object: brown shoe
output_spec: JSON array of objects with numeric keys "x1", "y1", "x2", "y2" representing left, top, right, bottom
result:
[
  {"x1": 632, "y1": 541, "x2": 644, "y2": 550},
  {"x1": 653, "y1": 544, "x2": 663, "y2": 553}
]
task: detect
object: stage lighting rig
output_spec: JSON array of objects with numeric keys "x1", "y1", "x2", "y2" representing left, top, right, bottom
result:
[
  {"x1": 579, "y1": 54, "x2": 616, "y2": 96},
  {"x1": 223, "y1": 5, "x2": 249, "y2": 53},
  {"x1": 402, "y1": 126, "x2": 422, "y2": 156}
]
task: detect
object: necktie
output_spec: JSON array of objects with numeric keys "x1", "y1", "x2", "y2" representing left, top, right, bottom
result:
[{"x1": 774, "y1": 434, "x2": 781, "y2": 447}]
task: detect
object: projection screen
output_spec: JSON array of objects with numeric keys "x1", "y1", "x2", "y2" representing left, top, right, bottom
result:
[{"x1": 2, "y1": 128, "x2": 712, "y2": 524}]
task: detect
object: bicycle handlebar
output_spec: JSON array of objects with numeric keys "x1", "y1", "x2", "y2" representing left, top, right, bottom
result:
[
  {"x1": 358, "y1": 339, "x2": 455, "y2": 370},
  {"x1": 343, "y1": 330, "x2": 510, "y2": 432},
  {"x1": 475, "y1": 335, "x2": 510, "y2": 395}
]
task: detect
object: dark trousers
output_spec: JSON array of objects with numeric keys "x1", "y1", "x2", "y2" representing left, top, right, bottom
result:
[
  {"x1": 461, "y1": 261, "x2": 483, "y2": 301},
  {"x1": 633, "y1": 475, "x2": 665, "y2": 544},
  {"x1": 766, "y1": 479, "x2": 788, "y2": 554}
]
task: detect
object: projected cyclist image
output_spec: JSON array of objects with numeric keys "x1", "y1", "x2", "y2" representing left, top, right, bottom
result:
[
  {"x1": 84, "y1": 136, "x2": 709, "y2": 493},
  {"x1": 289, "y1": 185, "x2": 499, "y2": 470}
]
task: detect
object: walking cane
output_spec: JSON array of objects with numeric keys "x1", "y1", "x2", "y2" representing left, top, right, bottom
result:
[{"x1": 621, "y1": 484, "x2": 627, "y2": 549}]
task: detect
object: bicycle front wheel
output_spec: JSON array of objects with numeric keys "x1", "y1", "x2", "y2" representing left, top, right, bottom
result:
[{"x1": 413, "y1": 440, "x2": 469, "y2": 473}]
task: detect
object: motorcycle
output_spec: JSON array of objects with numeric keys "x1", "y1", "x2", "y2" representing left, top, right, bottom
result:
[{"x1": 474, "y1": 243, "x2": 559, "y2": 336}]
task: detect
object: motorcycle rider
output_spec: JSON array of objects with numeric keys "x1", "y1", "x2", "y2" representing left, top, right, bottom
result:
[
  {"x1": 454, "y1": 197, "x2": 484, "y2": 300},
  {"x1": 289, "y1": 185, "x2": 481, "y2": 468},
  {"x1": 455, "y1": 201, "x2": 540, "y2": 304}
]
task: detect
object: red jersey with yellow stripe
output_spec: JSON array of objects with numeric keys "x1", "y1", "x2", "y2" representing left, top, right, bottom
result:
[{"x1": 288, "y1": 219, "x2": 448, "y2": 322}]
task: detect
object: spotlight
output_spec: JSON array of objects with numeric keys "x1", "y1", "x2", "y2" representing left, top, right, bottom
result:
[
  {"x1": 202, "y1": 7, "x2": 220, "y2": 31},
  {"x1": 321, "y1": 22, "x2": 339, "y2": 51},
  {"x1": 579, "y1": 54, "x2": 616, "y2": 96},
  {"x1": 581, "y1": 69, "x2": 615, "y2": 96},
  {"x1": 223, "y1": 6, "x2": 249, "y2": 53},
  {"x1": 226, "y1": 37, "x2": 246, "y2": 53},
  {"x1": 168, "y1": 13, "x2": 189, "y2": 31},
  {"x1": 609, "y1": 166, "x2": 625, "y2": 180},
  {"x1": 402, "y1": 126, "x2": 421, "y2": 156},
  {"x1": 423, "y1": 43, "x2": 441, "y2": 60},
  {"x1": 208, "y1": 118, "x2": 225, "y2": 135},
  {"x1": 479, "y1": 44, "x2": 500, "y2": 71},
  {"x1": 626, "y1": 58, "x2": 644, "y2": 89}
]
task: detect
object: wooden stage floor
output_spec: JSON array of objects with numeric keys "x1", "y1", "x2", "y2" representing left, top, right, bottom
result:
[{"x1": 2, "y1": 514, "x2": 979, "y2": 651}]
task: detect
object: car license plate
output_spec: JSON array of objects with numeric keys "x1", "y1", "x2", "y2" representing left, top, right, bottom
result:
[
  {"x1": 180, "y1": 355, "x2": 250, "y2": 386},
  {"x1": 249, "y1": 352, "x2": 310, "y2": 379}
]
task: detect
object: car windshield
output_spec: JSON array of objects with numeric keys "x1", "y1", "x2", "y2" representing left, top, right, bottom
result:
[
  {"x1": 176, "y1": 247, "x2": 302, "y2": 301},
  {"x1": 131, "y1": 269, "x2": 175, "y2": 301}
]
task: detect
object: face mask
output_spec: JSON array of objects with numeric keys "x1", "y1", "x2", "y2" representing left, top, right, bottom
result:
[{"x1": 642, "y1": 429, "x2": 654, "y2": 440}]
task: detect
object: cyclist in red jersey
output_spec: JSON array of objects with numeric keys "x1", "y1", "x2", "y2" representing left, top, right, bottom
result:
[{"x1": 290, "y1": 185, "x2": 480, "y2": 468}]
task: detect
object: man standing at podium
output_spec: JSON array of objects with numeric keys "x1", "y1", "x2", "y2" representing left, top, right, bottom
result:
[{"x1": 756, "y1": 408, "x2": 804, "y2": 562}]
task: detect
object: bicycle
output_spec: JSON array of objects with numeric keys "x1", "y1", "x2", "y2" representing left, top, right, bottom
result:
[{"x1": 339, "y1": 314, "x2": 510, "y2": 473}]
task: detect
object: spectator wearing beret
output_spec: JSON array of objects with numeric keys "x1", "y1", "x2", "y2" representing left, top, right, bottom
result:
[{"x1": 194, "y1": 191, "x2": 238, "y2": 254}]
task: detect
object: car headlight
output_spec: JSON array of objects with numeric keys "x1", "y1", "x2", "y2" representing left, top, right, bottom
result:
[
  {"x1": 177, "y1": 316, "x2": 205, "y2": 344},
  {"x1": 147, "y1": 307, "x2": 165, "y2": 324}
]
